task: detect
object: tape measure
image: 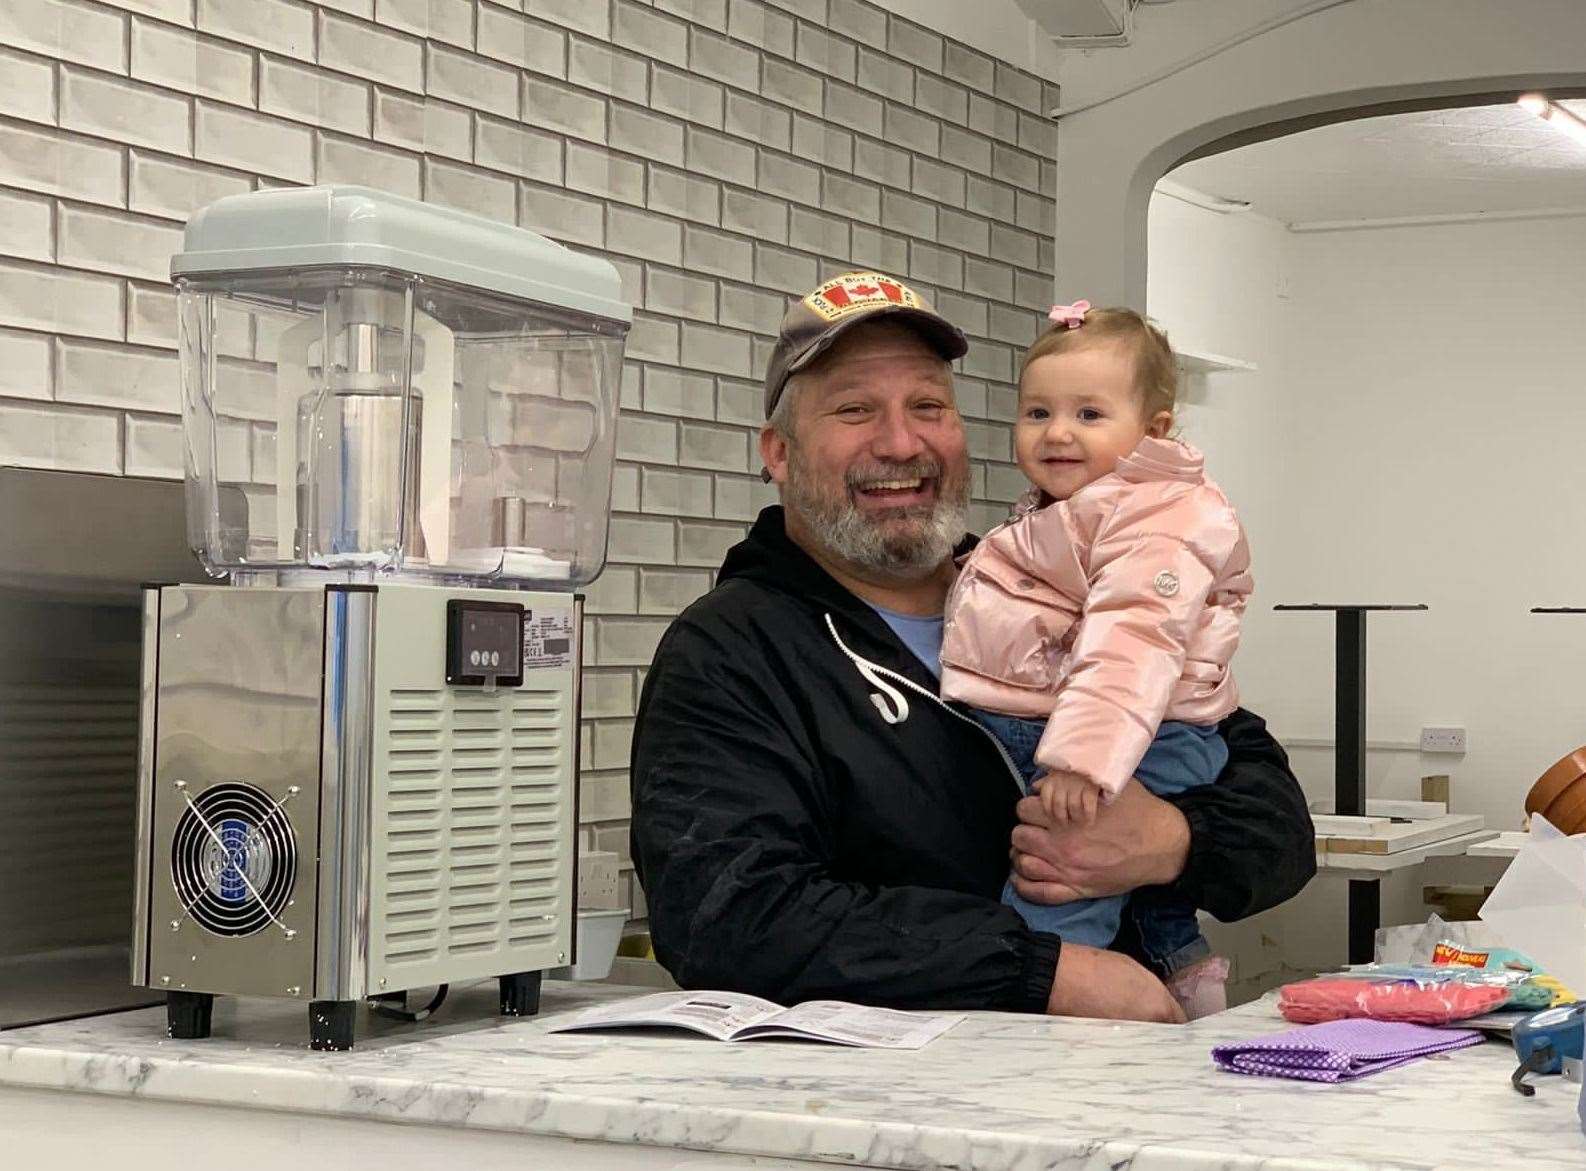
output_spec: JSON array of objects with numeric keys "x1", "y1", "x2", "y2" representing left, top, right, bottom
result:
[{"x1": 1511, "y1": 1003, "x2": 1586, "y2": 1096}]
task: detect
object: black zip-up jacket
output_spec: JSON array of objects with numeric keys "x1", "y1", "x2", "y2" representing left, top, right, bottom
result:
[{"x1": 630, "y1": 507, "x2": 1315, "y2": 1013}]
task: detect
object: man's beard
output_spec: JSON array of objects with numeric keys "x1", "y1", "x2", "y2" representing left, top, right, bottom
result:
[{"x1": 783, "y1": 446, "x2": 970, "y2": 580}]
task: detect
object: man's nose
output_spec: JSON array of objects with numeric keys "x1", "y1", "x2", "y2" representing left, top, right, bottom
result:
[{"x1": 870, "y1": 406, "x2": 928, "y2": 461}]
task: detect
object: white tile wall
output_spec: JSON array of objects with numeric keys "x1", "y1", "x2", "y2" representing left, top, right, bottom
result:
[{"x1": 0, "y1": 0, "x2": 1054, "y2": 919}]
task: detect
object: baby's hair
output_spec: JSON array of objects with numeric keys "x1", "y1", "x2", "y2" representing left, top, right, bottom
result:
[{"x1": 1019, "y1": 307, "x2": 1177, "y2": 421}]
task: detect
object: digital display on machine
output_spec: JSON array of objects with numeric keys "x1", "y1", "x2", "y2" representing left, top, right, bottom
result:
[{"x1": 445, "y1": 601, "x2": 524, "y2": 687}]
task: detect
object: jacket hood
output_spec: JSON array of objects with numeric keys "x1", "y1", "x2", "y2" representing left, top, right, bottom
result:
[
  {"x1": 718, "y1": 506, "x2": 858, "y2": 612},
  {"x1": 718, "y1": 506, "x2": 976, "y2": 682}
]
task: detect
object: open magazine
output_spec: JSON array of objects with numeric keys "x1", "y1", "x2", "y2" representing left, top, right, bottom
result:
[{"x1": 547, "y1": 990, "x2": 964, "y2": 1050}]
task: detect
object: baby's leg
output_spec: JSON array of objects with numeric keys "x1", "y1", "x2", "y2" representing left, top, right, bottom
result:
[
  {"x1": 1129, "y1": 722, "x2": 1230, "y2": 1009},
  {"x1": 1002, "y1": 881, "x2": 1129, "y2": 948}
]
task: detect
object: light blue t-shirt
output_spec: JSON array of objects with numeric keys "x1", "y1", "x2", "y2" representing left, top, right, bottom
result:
[{"x1": 865, "y1": 602, "x2": 945, "y2": 679}]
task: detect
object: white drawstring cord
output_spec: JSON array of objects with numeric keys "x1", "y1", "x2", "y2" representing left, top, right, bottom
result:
[
  {"x1": 822, "y1": 612, "x2": 1028, "y2": 794},
  {"x1": 823, "y1": 613, "x2": 911, "y2": 724}
]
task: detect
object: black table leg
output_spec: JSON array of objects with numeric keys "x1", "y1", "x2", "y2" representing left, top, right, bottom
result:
[
  {"x1": 1276, "y1": 604, "x2": 1426, "y2": 968},
  {"x1": 1336, "y1": 608, "x2": 1367, "y2": 818},
  {"x1": 1348, "y1": 879, "x2": 1380, "y2": 965}
]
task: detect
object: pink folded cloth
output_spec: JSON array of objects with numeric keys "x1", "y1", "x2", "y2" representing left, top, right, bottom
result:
[{"x1": 1213, "y1": 1018, "x2": 1482, "y2": 1082}]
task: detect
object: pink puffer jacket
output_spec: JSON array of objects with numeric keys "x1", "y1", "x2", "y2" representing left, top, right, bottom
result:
[{"x1": 940, "y1": 437, "x2": 1251, "y2": 797}]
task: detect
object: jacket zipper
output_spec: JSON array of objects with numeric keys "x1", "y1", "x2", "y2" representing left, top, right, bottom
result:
[{"x1": 822, "y1": 613, "x2": 1029, "y2": 798}]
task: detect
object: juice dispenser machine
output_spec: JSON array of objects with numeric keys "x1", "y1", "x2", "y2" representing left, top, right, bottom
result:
[{"x1": 131, "y1": 186, "x2": 629, "y2": 1050}]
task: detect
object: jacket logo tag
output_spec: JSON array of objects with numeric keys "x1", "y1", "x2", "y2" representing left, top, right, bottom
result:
[{"x1": 1154, "y1": 570, "x2": 1180, "y2": 598}]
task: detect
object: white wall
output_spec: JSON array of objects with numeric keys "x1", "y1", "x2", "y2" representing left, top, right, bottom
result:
[
  {"x1": 1148, "y1": 195, "x2": 1586, "y2": 994},
  {"x1": 869, "y1": 0, "x2": 1063, "y2": 80},
  {"x1": 1282, "y1": 215, "x2": 1586, "y2": 823},
  {"x1": 1054, "y1": 0, "x2": 1317, "y2": 111}
]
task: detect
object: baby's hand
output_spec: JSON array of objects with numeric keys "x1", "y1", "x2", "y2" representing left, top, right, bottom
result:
[{"x1": 1034, "y1": 771, "x2": 1102, "y2": 826}]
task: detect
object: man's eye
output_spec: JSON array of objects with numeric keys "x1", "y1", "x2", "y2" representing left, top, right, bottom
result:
[
  {"x1": 835, "y1": 404, "x2": 870, "y2": 418},
  {"x1": 915, "y1": 401, "x2": 947, "y2": 416}
]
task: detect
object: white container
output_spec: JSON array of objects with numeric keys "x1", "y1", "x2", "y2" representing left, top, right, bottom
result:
[{"x1": 550, "y1": 909, "x2": 630, "y2": 981}]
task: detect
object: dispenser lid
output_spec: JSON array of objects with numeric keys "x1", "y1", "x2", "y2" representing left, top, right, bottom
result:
[{"x1": 170, "y1": 185, "x2": 630, "y2": 324}]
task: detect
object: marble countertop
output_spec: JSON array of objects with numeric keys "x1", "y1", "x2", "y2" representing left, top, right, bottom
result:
[{"x1": 1, "y1": 980, "x2": 1580, "y2": 1170}]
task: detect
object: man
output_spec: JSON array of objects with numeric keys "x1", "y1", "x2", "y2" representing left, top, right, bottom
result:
[{"x1": 629, "y1": 273, "x2": 1313, "y2": 1022}]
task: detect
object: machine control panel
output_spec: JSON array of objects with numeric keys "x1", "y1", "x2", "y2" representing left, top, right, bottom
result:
[{"x1": 445, "y1": 599, "x2": 525, "y2": 687}]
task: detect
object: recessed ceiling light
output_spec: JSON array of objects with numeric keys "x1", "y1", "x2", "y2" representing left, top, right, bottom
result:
[{"x1": 1517, "y1": 93, "x2": 1586, "y2": 150}]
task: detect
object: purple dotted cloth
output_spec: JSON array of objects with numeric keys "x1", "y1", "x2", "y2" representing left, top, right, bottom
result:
[{"x1": 1212, "y1": 1018, "x2": 1483, "y2": 1083}]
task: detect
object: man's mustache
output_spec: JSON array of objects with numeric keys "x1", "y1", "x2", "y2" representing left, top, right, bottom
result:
[{"x1": 844, "y1": 459, "x2": 945, "y2": 489}]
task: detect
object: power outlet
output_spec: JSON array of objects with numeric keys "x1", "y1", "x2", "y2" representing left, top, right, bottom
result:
[
  {"x1": 578, "y1": 851, "x2": 623, "y2": 910},
  {"x1": 1419, "y1": 726, "x2": 1468, "y2": 754}
]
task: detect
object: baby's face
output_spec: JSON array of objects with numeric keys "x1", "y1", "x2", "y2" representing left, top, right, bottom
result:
[{"x1": 1014, "y1": 342, "x2": 1165, "y2": 501}]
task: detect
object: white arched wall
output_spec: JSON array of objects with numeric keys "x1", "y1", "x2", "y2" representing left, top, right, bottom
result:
[{"x1": 1055, "y1": 0, "x2": 1586, "y2": 307}]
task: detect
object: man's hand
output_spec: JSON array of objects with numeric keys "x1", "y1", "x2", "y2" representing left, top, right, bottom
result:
[
  {"x1": 1033, "y1": 770, "x2": 1101, "y2": 826},
  {"x1": 1047, "y1": 941, "x2": 1186, "y2": 1023},
  {"x1": 1010, "y1": 777, "x2": 1191, "y2": 906}
]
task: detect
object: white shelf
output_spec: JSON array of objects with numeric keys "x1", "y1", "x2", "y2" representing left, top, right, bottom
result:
[
  {"x1": 1314, "y1": 830, "x2": 1497, "y2": 874},
  {"x1": 1173, "y1": 347, "x2": 1257, "y2": 374}
]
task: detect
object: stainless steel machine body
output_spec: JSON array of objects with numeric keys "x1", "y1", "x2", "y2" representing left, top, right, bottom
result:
[{"x1": 132, "y1": 583, "x2": 581, "y2": 1042}]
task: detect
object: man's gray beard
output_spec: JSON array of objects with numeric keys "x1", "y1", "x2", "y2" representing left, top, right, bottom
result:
[{"x1": 783, "y1": 447, "x2": 969, "y2": 580}]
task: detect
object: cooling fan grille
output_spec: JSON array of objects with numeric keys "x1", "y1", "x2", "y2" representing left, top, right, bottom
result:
[{"x1": 170, "y1": 781, "x2": 297, "y2": 938}]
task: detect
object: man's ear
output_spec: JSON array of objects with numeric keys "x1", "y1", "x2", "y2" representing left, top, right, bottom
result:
[{"x1": 759, "y1": 424, "x2": 791, "y2": 485}]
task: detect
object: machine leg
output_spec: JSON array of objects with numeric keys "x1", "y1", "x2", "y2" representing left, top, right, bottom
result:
[
  {"x1": 1348, "y1": 878, "x2": 1381, "y2": 965},
  {"x1": 499, "y1": 970, "x2": 543, "y2": 1017},
  {"x1": 309, "y1": 999, "x2": 357, "y2": 1051},
  {"x1": 368, "y1": 990, "x2": 407, "y2": 1011},
  {"x1": 166, "y1": 990, "x2": 214, "y2": 1039}
]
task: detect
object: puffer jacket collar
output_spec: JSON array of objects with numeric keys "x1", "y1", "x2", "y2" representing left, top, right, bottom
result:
[{"x1": 1113, "y1": 436, "x2": 1205, "y2": 483}]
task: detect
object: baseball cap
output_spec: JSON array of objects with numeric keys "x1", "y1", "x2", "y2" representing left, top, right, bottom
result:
[{"x1": 762, "y1": 271, "x2": 969, "y2": 419}]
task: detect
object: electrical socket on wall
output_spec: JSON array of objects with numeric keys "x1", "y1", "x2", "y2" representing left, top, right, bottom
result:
[
  {"x1": 1419, "y1": 726, "x2": 1468, "y2": 754},
  {"x1": 578, "y1": 851, "x2": 623, "y2": 911}
]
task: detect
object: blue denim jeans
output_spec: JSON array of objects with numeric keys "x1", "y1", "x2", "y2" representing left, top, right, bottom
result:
[{"x1": 976, "y1": 712, "x2": 1226, "y2": 977}]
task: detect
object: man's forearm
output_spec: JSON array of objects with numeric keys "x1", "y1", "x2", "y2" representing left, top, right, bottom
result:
[
  {"x1": 1136, "y1": 789, "x2": 1192, "y2": 888},
  {"x1": 644, "y1": 842, "x2": 1062, "y2": 1013}
]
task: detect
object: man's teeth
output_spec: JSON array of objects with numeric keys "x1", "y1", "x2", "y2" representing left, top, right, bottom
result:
[{"x1": 863, "y1": 479, "x2": 924, "y2": 490}]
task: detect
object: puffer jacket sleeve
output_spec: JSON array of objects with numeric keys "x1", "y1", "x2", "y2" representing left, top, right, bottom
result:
[
  {"x1": 1032, "y1": 488, "x2": 1239, "y2": 795},
  {"x1": 1168, "y1": 707, "x2": 1316, "y2": 920},
  {"x1": 630, "y1": 618, "x2": 1062, "y2": 1013}
]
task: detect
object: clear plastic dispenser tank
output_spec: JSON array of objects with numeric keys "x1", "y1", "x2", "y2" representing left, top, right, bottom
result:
[{"x1": 172, "y1": 185, "x2": 631, "y2": 587}]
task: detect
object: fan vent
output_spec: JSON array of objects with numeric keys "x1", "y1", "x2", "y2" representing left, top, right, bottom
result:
[{"x1": 170, "y1": 782, "x2": 297, "y2": 938}]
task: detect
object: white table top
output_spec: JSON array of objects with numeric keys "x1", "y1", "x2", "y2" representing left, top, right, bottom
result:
[
  {"x1": 1465, "y1": 830, "x2": 1532, "y2": 859},
  {"x1": 1, "y1": 980, "x2": 1581, "y2": 1169}
]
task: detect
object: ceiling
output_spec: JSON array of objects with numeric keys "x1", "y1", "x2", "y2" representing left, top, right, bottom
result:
[{"x1": 1166, "y1": 99, "x2": 1586, "y2": 227}]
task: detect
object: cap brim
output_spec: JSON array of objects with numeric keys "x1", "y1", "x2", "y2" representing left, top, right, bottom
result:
[{"x1": 784, "y1": 305, "x2": 969, "y2": 378}]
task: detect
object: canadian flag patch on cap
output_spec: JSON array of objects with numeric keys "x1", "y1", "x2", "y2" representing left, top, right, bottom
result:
[{"x1": 803, "y1": 272, "x2": 922, "y2": 321}]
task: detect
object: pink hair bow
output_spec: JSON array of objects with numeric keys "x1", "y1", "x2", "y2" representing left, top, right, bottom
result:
[{"x1": 1048, "y1": 300, "x2": 1091, "y2": 329}]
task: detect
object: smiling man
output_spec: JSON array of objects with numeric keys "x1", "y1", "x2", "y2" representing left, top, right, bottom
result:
[{"x1": 629, "y1": 273, "x2": 1314, "y2": 1020}]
